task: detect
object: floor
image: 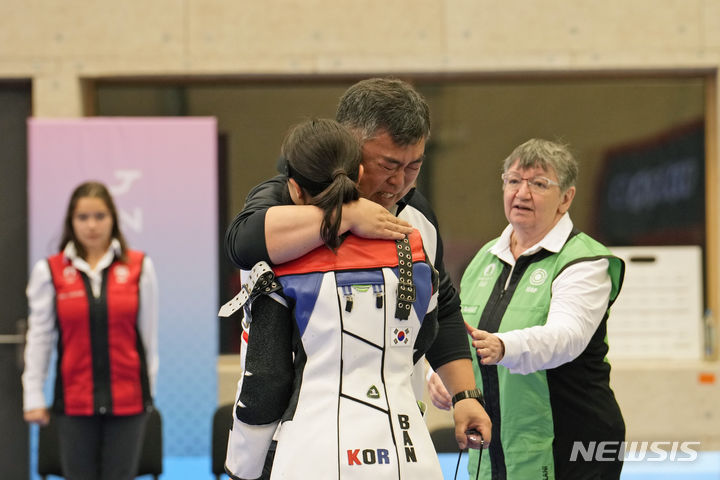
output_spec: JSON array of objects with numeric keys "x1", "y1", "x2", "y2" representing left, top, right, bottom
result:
[{"x1": 127, "y1": 452, "x2": 720, "y2": 480}]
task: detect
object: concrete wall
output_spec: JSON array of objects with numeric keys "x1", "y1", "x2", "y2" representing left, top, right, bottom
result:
[{"x1": 2, "y1": 1, "x2": 719, "y2": 115}]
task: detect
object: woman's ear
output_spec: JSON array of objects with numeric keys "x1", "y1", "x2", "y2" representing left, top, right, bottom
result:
[
  {"x1": 287, "y1": 178, "x2": 306, "y2": 205},
  {"x1": 558, "y1": 186, "x2": 576, "y2": 214},
  {"x1": 357, "y1": 164, "x2": 364, "y2": 184}
]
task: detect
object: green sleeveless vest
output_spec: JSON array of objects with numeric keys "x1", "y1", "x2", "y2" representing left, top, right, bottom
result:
[{"x1": 461, "y1": 231, "x2": 623, "y2": 480}]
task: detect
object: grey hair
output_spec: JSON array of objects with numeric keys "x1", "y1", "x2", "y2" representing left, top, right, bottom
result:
[
  {"x1": 502, "y1": 138, "x2": 578, "y2": 191},
  {"x1": 335, "y1": 77, "x2": 430, "y2": 146}
]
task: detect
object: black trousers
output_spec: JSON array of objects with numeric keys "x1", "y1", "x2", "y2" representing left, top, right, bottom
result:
[{"x1": 55, "y1": 412, "x2": 148, "y2": 480}]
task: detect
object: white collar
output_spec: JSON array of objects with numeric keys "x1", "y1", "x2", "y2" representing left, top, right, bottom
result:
[
  {"x1": 490, "y1": 213, "x2": 574, "y2": 264},
  {"x1": 63, "y1": 238, "x2": 122, "y2": 273}
]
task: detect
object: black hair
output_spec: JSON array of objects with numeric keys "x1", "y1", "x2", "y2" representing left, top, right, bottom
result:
[
  {"x1": 336, "y1": 77, "x2": 430, "y2": 146},
  {"x1": 281, "y1": 118, "x2": 362, "y2": 250}
]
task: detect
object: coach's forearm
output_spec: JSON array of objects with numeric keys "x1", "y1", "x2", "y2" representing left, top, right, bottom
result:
[{"x1": 435, "y1": 359, "x2": 478, "y2": 396}]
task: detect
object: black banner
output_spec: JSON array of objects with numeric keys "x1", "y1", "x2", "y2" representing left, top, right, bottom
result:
[{"x1": 595, "y1": 120, "x2": 705, "y2": 246}]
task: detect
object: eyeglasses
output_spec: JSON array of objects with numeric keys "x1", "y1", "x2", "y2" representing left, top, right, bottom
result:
[{"x1": 501, "y1": 172, "x2": 559, "y2": 193}]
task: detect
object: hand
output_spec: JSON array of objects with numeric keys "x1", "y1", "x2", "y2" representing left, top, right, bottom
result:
[
  {"x1": 427, "y1": 372, "x2": 452, "y2": 411},
  {"x1": 466, "y1": 322, "x2": 505, "y2": 365},
  {"x1": 342, "y1": 198, "x2": 414, "y2": 240},
  {"x1": 24, "y1": 408, "x2": 50, "y2": 426},
  {"x1": 453, "y1": 397, "x2": 491, "y2": 450}
]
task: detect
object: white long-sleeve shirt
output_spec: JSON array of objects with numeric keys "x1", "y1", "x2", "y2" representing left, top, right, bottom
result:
[
  {"x1": 491, "y1": 214, "x2": 613, "y2": 375},
  {"x1": 22, "y1": 239, "x2": 159, "y2": 411}
]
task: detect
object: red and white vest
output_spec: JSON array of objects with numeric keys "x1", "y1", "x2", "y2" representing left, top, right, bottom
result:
[{"x1": 47, "y1": 250, "x2": 152, "y2": 416}]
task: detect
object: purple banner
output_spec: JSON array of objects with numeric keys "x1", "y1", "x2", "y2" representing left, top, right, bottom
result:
[{"x1": 28, "y1": 117, "x2": 218, "y2": 457}]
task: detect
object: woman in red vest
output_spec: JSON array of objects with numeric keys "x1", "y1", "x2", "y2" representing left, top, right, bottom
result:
[{"x1": 22, "y1": 181, "x2": 159, "y2": 480}]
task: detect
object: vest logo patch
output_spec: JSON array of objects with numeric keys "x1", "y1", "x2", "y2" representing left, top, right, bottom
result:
[
  {"x1": 114, "y1": 265, "x2": 130, "y2": 283},
  {"x1": 461, "y1": 305, "x2": 479, "y2": 315},
  {"x1": 477, "y1": 263, "x2": 497, "y2": 287},
  {"x1": 367, "y1": 385, "x2": 381, "y2": 399},
  {"x1": 528, "y1": 268, "x2": 548, "y2": 286},
  {"x1": 63, "y1": 266, "x2": 77, "y2": 282},
  {"x1": 392, "y1": 327, "x2": 411, "y2": 346}
]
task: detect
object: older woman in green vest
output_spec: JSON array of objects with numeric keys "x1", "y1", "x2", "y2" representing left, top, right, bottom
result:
[{"x1": 429, "y1": 139, "x2": 625, "y2": 480}]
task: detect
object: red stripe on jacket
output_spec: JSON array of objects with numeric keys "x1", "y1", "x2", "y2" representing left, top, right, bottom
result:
[{"x1": 273, "y1": 229, "x2": 426, "y2": 276}]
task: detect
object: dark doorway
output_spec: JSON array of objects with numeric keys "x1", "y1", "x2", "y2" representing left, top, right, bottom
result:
[{"x1": 0, "y1": 81, "x2": 32, "y2": 479}]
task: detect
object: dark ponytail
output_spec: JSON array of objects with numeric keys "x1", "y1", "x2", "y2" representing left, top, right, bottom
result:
[{"x1": 281, "y1": 119, "x2": 361, "y2": 250}]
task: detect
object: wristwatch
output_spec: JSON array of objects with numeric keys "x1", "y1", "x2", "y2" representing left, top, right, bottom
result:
[{"x1": 451, "y1": 388, "x2": 485, "y2": 408}]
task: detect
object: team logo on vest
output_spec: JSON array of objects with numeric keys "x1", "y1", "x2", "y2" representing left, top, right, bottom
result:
[
  {"x1": 114, "y1": 265, "x2": 130, "y2": 284},
  {"x1": 63, "y1": 265, "x2": 77, "y2": 282},
  {"x1": 529, "y1": 268, "x2": 548, "y2": 286},
  {"x1": 461, "y1": 305, "x2": 479, "y2": 315},
  {"x1": 477, "y1": 263, "x2": 497, "y2": 287},
  {"x1": 483, "y1": 264, "x2": 496, "y2": 277},
  {"x1": 367, "y1": 385, "x2": 381, "y2": 399},
  {"x1": 392, "y1": 327, "x2": 411, "y2": 346},
  {"x1": 526, "y1": 268, "x2": 548, "y2": 293}
]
